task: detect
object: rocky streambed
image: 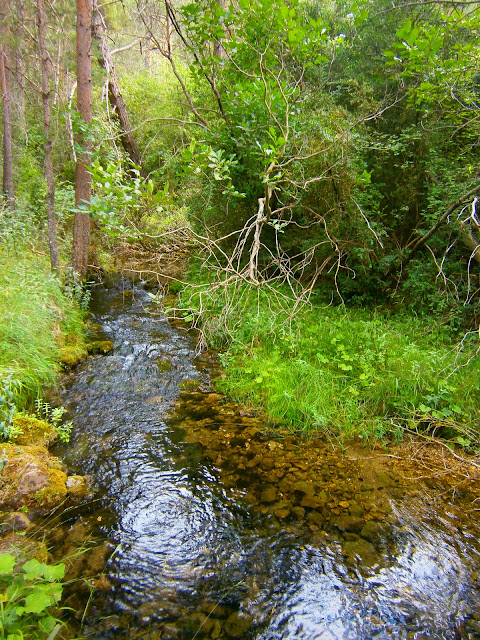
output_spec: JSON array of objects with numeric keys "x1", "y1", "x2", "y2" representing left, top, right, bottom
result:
[{"x1": 23, "y1": 280, "x2": 480, "y2": 639}]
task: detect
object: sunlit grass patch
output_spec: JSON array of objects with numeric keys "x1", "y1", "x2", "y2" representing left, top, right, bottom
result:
[
  {"x1": 0, "y1": 245, "x2": 85, "y2": 410},
  {"x1": 180, "y1": 276, "x2": 480, "y2": 444}
]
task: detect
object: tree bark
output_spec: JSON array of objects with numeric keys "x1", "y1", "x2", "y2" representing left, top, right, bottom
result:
[
  {"x1": 92, "y1": 0, "x2": 143, "y2": 171},
  {"x1": 37, "y1": 0, "x2": 59, "y2": 272},
  {"x1": 0, "y1": 0, "x2": 14, "y2": 208},
  {"x1": 72, "y1": 0, "x2": 92, "y2": 278},
  {"x1": 13, "y1": 0, "x2": 26, "y2": 133}
]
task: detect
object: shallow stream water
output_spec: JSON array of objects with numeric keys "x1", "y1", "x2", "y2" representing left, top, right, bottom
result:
[{"x1": 57, "y1": 281, "x2": 480, "y2": 640}]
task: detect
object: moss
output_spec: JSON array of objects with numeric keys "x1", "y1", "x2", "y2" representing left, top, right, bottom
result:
[
  {"x1": 180, "y1": 379, "x2": 199, "y2": 390},
  {"x1": 0, "y1": 445, "x2": 67, "y2": 513},
  {"x1": 157, "y1": 357, "x2": 172, "y2": 372},
  {"x1": 86, "y1": 340, "x2": 114, "y2": 355},
  {"x1": 11, "y1": 416, "x2": 56, "y2": 447},
  {"x1": 31, "y1": 468, "x2": 68, "y2": 509},
  {"x1": 58, "y1": 345, "x2": 88, "y2": 368},
  {"x1": 168, "y1": 281, "x2": 183, "y2": 294}
]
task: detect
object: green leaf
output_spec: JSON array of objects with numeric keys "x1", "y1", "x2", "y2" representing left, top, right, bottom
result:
[
  {"x1": 43, "y1": 563, "x2": 65, "y2": 583},
  {"x1": 22, "y1": 559, "x2": 45, "y2": 578},
  {"x1": 39, "y1": 615, "x2": 57, "y2": 634},
  {"x1": 24, "y1": 590, "x2": 53, "y2": 614},
  {"x1": 0, "y1": 553, "x2": 16, "y2": 575}
]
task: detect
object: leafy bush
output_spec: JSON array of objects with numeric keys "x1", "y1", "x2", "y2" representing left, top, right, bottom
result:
[{"x1": 0, "y1": 553, "x2": 65, "y2": 639}]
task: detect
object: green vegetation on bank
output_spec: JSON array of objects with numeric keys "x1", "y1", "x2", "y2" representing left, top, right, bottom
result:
[
  {"x1": 179, "y1": 274, "x2": 480, "y2": 447},
  {"x1": 0, "y1": 552, "x2": 67, "y2": 640},
  {"x1": 0, "y1": 245, "x2": 86, "y2": 437}
]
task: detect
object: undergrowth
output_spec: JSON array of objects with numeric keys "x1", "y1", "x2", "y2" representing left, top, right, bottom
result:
[
  {"x1": 178, "y1": 273, "x2": 480, "y2": 446},
  {"x1": 0, "y1": 552, "x2": 66, "y2": 640},
  {"x1": 0, "y1": 245, "x2": 86, "y2": 418}
]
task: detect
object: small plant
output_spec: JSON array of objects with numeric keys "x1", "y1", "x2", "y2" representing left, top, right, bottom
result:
[
  {"x1": 0, "y1": 553, "x2": 65, "y2": 639},
  {"x1": 62, "y1": 268, "x2": 91, "y2": 312},
  {"x1": 34, "y1": 400, "x2": 73, "y2": 444},
  {"x1": 0, "y1": 375, "x2": 22, "y2": 441}
]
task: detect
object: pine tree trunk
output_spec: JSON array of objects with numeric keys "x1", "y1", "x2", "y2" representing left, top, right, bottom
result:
[
  {"x1": 37, "y1": 0, "x2": 59, "y2": 272},
  {"x1": 0, "y1": 0, "x2": 14, "y2": 208},
  {"x1": 72, "y1": 0, "x2": 92, "y2": 278},
  {"x1": 13, "y1": 0, "x2": 26, "y2": 133}
]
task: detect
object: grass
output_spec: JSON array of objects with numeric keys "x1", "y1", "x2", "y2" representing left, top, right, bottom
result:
[
  {"x1": 178, "y1": 274, "x2": 480, "y2": 445},
  {"x1": 0, "y1": 244, "x2": 86, "y2": 411}
]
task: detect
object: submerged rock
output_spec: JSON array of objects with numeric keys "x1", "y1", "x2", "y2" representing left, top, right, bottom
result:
[
  {"x1": 260, "y1": 484, "x2": 277, "y2": 503},
  {"x1": 66, "y1": 475, "x2": 90, "y2": 500},
  {"x1": 343, "y1": 537, "x2": 378, "y2": 567},
  {"x1": 1, "y1": 511, "x2": 31, "y2": 532},
  {"x1": 292, "y1": 480, "x2": 315, "y2": 496},
  {"x1": 361, "y1": 520, "x2": 388, "y2": 544},
  {"x1": 332, "y1": 514, "x2": 365, "y2": 533},
  {"x1": 224, "y1": 611, "x2": 253, "y2": 638}
]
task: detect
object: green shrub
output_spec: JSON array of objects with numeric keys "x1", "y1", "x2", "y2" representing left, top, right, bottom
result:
[{"x1": 0, "y1": 553, "x2": 66, "y2": 639}]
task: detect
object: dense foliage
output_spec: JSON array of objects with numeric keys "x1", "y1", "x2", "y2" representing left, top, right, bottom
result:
[{"x1": 1, "y1": 0, "x2": 479, "y2": 443}]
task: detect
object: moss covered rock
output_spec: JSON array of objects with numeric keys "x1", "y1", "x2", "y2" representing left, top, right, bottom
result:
[
  {"x1": 11, "y1": 416, "x2": 56, "y2": 447},
  {"x1": 87, "y1": 340, "x2": 114, "y2": 355},
  {"x1": 58, "y1": 345, "x2": 88, "y2": 368},
  {"x1": 0, "y1": 511, "x2": 31, "y2": 532},
  {"x1": 0, "y1": 445, "x2": 68, "y2": 514}
]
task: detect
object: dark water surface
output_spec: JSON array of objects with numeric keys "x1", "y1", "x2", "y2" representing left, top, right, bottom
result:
[{"x1": 57, "y1": 282, "x2": 480, "y2": 640}]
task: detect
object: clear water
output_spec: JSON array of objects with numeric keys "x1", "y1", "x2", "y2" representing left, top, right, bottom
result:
[{"x1": 57, "y1": 281, "x2": 480, "y2": 640}]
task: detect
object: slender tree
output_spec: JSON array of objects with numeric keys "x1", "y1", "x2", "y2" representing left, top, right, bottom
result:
[
  {"x1": 0, "y1": 0, "x2": 14, "y2": 208},
  {"x1": 72, "y1": 0, "x2": 92, "y2": 277},
  {"x1": 92, "y1": 0, "x2": 143, "y2": 170},
  {"x1": 12, "y1": 0, "x2": 26, "y2": 133},
  {"x1": 37, "y1": 0, "x2": 59, "y2": 271}
]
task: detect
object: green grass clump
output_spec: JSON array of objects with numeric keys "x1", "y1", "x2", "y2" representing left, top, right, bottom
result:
[
  {"x1": 0, "y1": 245, "x2": 86, "y2": 411},
  {"x1": 180, "y1": 277, "x2": 480, "y2": 444}
]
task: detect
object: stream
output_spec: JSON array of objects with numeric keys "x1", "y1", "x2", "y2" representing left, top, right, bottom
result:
[{"x1": 56, "y1": 280, "x2": 480, "y2": 640}]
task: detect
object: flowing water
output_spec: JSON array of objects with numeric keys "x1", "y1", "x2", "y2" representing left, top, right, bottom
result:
[{"x1": 57, "y1": 281, "x2": 480, "y2": 640}]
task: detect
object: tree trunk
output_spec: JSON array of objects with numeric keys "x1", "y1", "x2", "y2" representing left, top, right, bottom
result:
[
  {"x1": 13, "y1": 0, "x2": 26, "y2": 133},
  {"x1": 92, "y1": 0, "x2": 143, "y2": 171},
  {"x1": 0, "y1": 0, "x2": 14, "y2": 208},
  {"x1": 37, "y1": 0, "x2": 59, "y2": 272},
  {"x1": 72, "y1": 0, "x2": 92, "y2": 278}
]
